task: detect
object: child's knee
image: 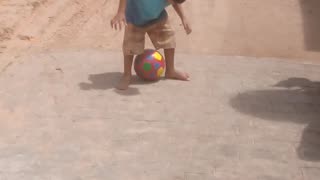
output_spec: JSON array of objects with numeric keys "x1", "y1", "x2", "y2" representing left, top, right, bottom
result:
[{"x1": 123, "y1": 25, "x2": 146, "y2": 55}]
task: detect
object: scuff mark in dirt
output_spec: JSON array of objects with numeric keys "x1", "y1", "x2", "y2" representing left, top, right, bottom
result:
[
  {"x1": 0, "y1": 28, "x2": 13, "y2": 41},
  {"x1": 0, "y1": 61, "x2": 13, "y2": 75}
]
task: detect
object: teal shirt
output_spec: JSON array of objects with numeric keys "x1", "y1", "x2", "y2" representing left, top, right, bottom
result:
[{"x1": 126, "y1": 0, "x2": 170, "y2": 27}]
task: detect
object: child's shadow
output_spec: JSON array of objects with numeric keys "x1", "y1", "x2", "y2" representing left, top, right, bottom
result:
[
  {"x1": 78, "y1": 72, "x2": 158, "y2": 95},
  {"x1": 230, "y1": 77, "x2": 320, "y2": 161}
]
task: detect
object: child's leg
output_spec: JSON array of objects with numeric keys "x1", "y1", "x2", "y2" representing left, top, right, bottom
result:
[
  {"x1": 116, "y1": 54, "x2": 134, "y2": 90},
  {"x1": 117, "y1": 24, "x2": 145, "y2": 90},
  {"x1": 164, "y1": 48, "x2": 189, "y2": 81}
]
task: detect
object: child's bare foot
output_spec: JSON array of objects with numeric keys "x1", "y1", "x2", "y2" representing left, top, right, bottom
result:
[
  {"x1": 165, "y1": 70, "x2": 190, "y2": 81},
  {"x1": 116, "y1": 75, "x2": 131, "y2": 90}
]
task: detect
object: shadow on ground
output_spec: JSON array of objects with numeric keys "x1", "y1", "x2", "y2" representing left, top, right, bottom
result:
[
  {"x1": 230, "y1": 78, "x2": 320, "y2": 161},
  {"x1": 300, "y1": 0, "x2": 320, "y2": 51},
  {"x1": 78, "y1": 72, "x2": 160, "y2": 95}
]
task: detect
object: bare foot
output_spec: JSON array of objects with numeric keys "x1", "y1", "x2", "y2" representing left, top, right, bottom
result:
[
  {"x1": 165, "y1": 70, "x2": 190, "y2": 81},
  {"x1": 116, "y1": 75, "x2": 131, "y2": 90}
]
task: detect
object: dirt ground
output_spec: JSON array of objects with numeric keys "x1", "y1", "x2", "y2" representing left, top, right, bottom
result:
[{"x1": 1, "y1": 0, "x2": 320, "y2": 60}]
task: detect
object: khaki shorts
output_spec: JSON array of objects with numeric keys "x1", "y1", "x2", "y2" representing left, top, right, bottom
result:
[{"x1": 123, "y1": 17, "x2": 176, "y2": 55}]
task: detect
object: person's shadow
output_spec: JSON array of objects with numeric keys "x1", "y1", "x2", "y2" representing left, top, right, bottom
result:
[
  {"x1": 299, "y1": 0, "x2": 320, "y2": 51},
  {"x1": 78, "y1": 72, "x2": 159, "y2": 96},
  {"x1": 230, "y1": 78, "x2": 320, "y2": 161}
]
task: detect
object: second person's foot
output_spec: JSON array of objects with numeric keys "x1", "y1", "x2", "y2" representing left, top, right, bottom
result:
[{"x1": 165, "y1": 70, "x2": 190, "y2": 81}]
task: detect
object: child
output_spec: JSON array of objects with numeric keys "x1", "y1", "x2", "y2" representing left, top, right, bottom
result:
[{"x1": 111, "y1": 0, "x2": 192, "y2": 90}]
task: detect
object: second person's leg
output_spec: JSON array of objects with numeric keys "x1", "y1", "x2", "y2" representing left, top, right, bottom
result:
[
  {"x1": 163, "y1": 48, "x2": 189, "y2": 80},
  {"x1": 148, "y1": 18, "x2": 189, "y2": 81}
]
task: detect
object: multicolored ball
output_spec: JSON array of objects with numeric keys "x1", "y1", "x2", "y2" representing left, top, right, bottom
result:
[{"x1": 134, "y1": 49, "x2": 166, "y2": 81}]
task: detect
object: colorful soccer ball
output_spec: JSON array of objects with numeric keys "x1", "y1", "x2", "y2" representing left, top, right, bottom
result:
[{"x1": 134, "y1": 49, "x2": 166, "y2": 81}]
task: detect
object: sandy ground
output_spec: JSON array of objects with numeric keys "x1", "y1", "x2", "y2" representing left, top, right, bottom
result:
[
  {"x1": 0, "y1": 49, "x2": 319, "y2": 180},
  {"x1": 1, "y1": 0, "x2": 320, "y2": 61}
]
